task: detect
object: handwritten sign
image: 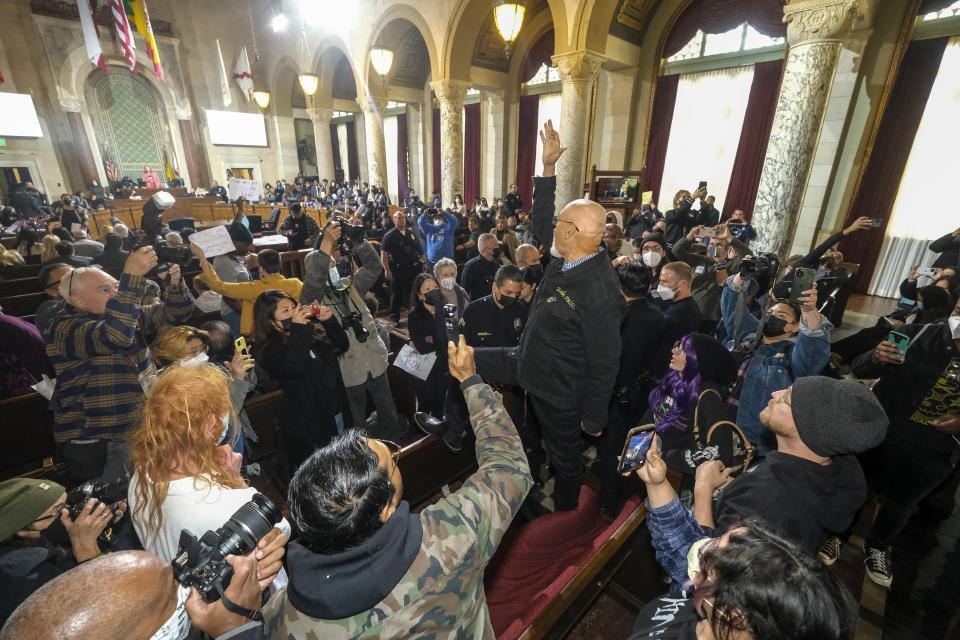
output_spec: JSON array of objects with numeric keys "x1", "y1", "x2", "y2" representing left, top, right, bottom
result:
[
  {"x1": 228, "y1": 177, "x2": 259, "y2": 201},
  {"x1": 188, "y1": 224, "x2": 236, "y2": 258},
  {"x1": 641, "y1": 191, "x2": 653, "y2": 205},
  {"x1": 393, "y1": 343, "x2": 437, "y2": 381}
]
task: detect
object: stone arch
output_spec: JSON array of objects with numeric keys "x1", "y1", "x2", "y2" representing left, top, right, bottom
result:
[
  {"x1": 305, "y1": 36, "x2": 362, "y2": 102},
  {"x1": 506, "y1": 11, "x2": 558, "y2": 90},
  {"x1": 364, "y1": 4, "x2": 439, "y2": 92},
  {"x1": 269, "y1": 56, "x2": 301, "y2": 117},
  {"x1": 445, "y1": 0, "x2": 568, "y2": 82}
]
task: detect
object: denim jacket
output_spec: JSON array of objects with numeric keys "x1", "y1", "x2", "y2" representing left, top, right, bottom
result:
[{"x1": 720, "y1": 276, "x2": 833, "y2": 454}]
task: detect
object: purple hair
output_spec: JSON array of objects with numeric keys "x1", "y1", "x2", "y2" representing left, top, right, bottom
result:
[{"x1": 648, "y1": 334, "x2": 702, "y2": 433}]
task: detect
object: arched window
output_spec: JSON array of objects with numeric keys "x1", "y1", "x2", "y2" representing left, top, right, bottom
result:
[
  {"x1": 526, "y1": 63, "x2": 560, "y2": 86},
  {"x1": 666, "y1": 23, "x2": 785, "y2": 63},
  {"x1": 922, "y1": 0, "x2": 960, "y2": 20}
]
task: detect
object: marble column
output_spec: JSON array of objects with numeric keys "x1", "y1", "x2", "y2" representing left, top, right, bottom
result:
[
  {"x1": 306, "y1": 100, "x2": 335, "y2": 182},
  {"x1": 64, "y1": 110, "x2": 99, "y2": 187},
  {"x1": 406, "y1": 102, "x2": 426, "y2": 197},
  {"x1": 552, "y1": 50, "x2": 605, "y2": 210},
  {"x1": 482, "y1": 90, "x2": 507, "y2": 200},
  {"x1": 430, "y1": 79, "x2": 471, "y2": 208},
  {"x1": 357, "y1": 96, "x2": 388, "y2": 189},
  {"x1": 751, "y1": 0, "x2": 866, "y2": 255}
]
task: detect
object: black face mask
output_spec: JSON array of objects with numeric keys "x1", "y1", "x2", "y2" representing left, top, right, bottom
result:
[
  {"x1": 492, "y1": 247, "x2": 503, "y2": 260},
  {"x1": 40, "y1": 518, "x2": 71, "y2": 548},
  {"x1": 281, "y1": 318, "x2": 293, "y2": 331},
  {"x1": 761, "y1": 314, "x2": 790, "y2": 338},
  {"x1": 499, "y1": 294, "x2": 518, "y2": 308},
  {"x1": 424, "y1": 289, "x2": 443, "y2": 307}
]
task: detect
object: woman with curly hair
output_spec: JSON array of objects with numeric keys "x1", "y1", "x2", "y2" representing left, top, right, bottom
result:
[
  {"x1": 149, "y1": 325, "x2": 256, "y2": 456},
  {"x1": 645, "y1": 333, "x2": 742, "y2": 474},
  {"x1": 127, "y1": 365, "x2": 290, "y2": 569}
]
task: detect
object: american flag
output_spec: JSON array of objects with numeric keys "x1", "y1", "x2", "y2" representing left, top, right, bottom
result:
[{"x1": 103, "y1": 147, "x2": 118, "y2": 182}]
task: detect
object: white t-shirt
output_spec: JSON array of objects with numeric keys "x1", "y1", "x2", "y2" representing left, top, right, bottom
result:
[{"x1": 129, "y1": 472, "x2": 291, "y2": 563}]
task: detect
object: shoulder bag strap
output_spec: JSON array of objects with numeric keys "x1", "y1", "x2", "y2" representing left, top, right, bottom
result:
[
  {"x1": 693, "y1": 388, "x2": 723, "y2": 444},
  {"x1": 704, "y1": 419, "x2": 757, "y2": 474}
]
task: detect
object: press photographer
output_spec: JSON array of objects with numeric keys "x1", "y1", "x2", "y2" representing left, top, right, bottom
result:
[
  {"x1": 0, "y1": 477, "x2": 127, "y2": 625},
  {"x1": 45, "y1": 248, "x2": 195, "y2": 483},
  {"x1": 300, "y1": 220, "x2": 409, "y2": 442}
]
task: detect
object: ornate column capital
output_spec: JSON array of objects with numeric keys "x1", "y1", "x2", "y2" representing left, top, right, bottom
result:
[
  {"x1": 430, "y1": 79, "x2": 471, "y2": 108},
  {"x1": 305, "y1": 106, "x2": 333, "y2": 126},
  {"x1": 551, "y1": 50, "x2": 605, "y2": 84},
  {"x1": 356, "y1": 95, "x2": 388, "y2": 115},
  {"x1": 784, "y1": 0, "x2": 865, "y2": 47}
]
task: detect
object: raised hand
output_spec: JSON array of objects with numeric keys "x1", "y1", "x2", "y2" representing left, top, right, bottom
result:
[
  {"x1": 843, "y1": 216, "x2": 873, "y2": 236},
  {"x1": 447, "y1": 334, "x2": 476, "y2": 383},
  {"x1": 539, "y1": 119, "x2": 568, "y2": 172}
]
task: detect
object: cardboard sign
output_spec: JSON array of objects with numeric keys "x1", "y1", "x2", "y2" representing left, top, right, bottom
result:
[
  {"x1": 227, "y1": 177, "x2": 259, "y2": 201},
  {"x1": 393, "y1": 343, "x2": 438, "y2": 381},
  {"x1": 188, "y1": 224, "x2": 236, "y2": 258},
  {"x1": 641, "y1": 191, "x2": 653, "y2": 205}
]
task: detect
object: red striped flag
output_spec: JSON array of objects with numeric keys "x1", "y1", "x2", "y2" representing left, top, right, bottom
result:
[{"x1": 110, "y1": 0, "x2": 137, "y2": 72}]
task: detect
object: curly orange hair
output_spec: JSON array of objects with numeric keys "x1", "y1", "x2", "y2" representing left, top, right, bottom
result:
[{"x1": 131, "y1": 365, "x2": 243, "y2": 541}]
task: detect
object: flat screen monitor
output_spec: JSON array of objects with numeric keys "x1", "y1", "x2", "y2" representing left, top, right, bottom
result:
[
  {"x1": 206, "y1": 109, "x2": 267, "y2": 147},
  {"x1": 0, "y1": 93, "x2": 43, "y2": 137}
]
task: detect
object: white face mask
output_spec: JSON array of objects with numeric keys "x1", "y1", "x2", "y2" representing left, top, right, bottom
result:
[
  {"x1": 949, "y1": 315, "x2": 960, "y2": 339},
  {"x1": 329, "y1": 266, "x2": 343, "y2": 288},
  {"x1": 686, "y1": 537, "x2": 714, "y2": 582},
  {"x1": 178, "y1": 352, "x2": 209, "y2": 367},
  {"x1": 218, "y1": 413, "x2": 230, "y2": 444},
  {"x1": 149, "y1": 584, "x2": 191, "y2": 640},
  {"x1": 440, "y1": 277, "x2": 456, "y2": 290},
  {"x1": 656, "y1": 284, "x2": 676, "y2": 301},
  {"x1": 643, "y1": 251, "x2": 662, "y2": 268}
]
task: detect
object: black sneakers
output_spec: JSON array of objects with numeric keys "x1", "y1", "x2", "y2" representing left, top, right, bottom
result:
[
  {"x1": 818, "y1": 535, "x2": 842, "y2": 566},
  {"x1": 863, "y1": 545, "x2": 893, "y2": 588}
]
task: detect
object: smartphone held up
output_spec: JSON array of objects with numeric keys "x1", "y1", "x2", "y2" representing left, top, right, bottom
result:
[{"x1": 618, "y1": 425, "x2": 658, "y2": 474}]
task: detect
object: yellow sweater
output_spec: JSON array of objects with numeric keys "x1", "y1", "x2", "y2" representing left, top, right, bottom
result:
[{"x1": 196, "y1": 270, "x2": 303, "y2": 335}]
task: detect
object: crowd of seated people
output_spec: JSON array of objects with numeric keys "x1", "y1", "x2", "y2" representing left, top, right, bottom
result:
[{"x1": 1, "y1": 121, "x2": 959, "y2": 640}]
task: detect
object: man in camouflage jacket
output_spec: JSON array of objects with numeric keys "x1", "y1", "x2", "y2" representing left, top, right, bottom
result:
[{"x1": 263, "y1": 336, "x2": 533, "y2": 639}]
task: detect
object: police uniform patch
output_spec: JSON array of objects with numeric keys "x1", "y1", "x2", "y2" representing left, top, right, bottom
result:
[{"x1": 513, "y1": 317, "x2": 523, "y2": 331}]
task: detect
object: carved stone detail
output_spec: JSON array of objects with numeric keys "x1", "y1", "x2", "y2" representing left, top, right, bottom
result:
[
  {"x1": 551, "y1": 50, "x2": 605, "y2": 84},
  {"x1": 783, "y1": 0, "x2": 865, "y2": 47},
  {"x1": 430, "y1": 80, "x2": 471, "y2": 108},
  {"x1": 30, "y1": 0, "x2": 173, "y2": 36}
]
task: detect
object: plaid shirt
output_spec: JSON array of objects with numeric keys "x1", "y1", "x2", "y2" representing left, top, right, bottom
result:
[
  {"x1": 44, "y1": 274, "x2": 194, "y2": 443},
  {"x1": 645, "y1": 496, "x2": 709, "y2": 587}
]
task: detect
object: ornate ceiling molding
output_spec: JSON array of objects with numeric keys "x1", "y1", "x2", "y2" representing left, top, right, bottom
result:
[
  {"x1": 30, "y1": 0, "x2": 173, "y2": 36},
  {"x1": 783, "y1": 0, "x2": 865, "y2": 46}
]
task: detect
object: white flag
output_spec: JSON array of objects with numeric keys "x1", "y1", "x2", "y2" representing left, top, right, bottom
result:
[
  {"x1": 216, "y1": 39, "x2": 232, "y2": 108},
  {"x1": 233, "y1": 46, "x2": 254, "y2": 103},
  {"x1": 77, "y1": 0, "x2": 103, "y2": 69}
]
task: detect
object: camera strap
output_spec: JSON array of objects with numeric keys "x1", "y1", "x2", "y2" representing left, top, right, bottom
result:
[{"x1": 215, "y1": 581, "x2": 263, "y2": 621}]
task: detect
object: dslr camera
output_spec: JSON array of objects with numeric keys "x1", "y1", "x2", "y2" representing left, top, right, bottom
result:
[
  {"x1": 331, "y1": 215, "x2": 366, "y2": 248},
  {"x1": 66, "y1": 477, "x2": 129, "y2": 519},
  {"x1": 341, "y1": 310, "x2": 369, "y2": 343},
  {"x1": 738, "y1": 255, "x2": 771, "y2": 281},
  {"x1": 172, "y1": 493, "x2": 281, "y2": 603}
]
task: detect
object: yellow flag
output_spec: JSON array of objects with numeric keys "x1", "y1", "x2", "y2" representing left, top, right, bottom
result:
[{"x1": 124, "y1": 0, "x2": 163, "y2": 79}]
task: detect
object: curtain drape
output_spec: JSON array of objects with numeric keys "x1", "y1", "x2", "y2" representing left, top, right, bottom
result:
[
  {"x1": 432, "y1": 106, "x2": 441, "y2": 195},
  {"x1": 516, "y1": 94, "x2": 540, "y2": 211},
  {"x1": 839, "y1": 37, "x2": 949, "y2": 294},
  {"x1": 860, "y1": 37, "x2": 960, "y2": 296},
  {"x1": 330, "y1": 123, "x2": 342, "y2": 172},
  {"x1": 384, "y1": 116, "x2": 399, "y2": 205},
  {"x1": 345, "y1": 120, "x2": 359, "y2": 185},
  {"x1": 397, "y1": 113, "x2": 409, "y2": 203},
  {"x1": 463, "y1": 102, "x2": 481, "y2": 207},
  {"x1": 336, "y1": 124, "x2": 349, "y2": 181},
  {"x1": 722, "y1": 59, "x2": 783, "y2": 221},
  {"x1": 663, "y1": 0, "x2": 786, "y2": 58},
  {"x1": 659, "y1": 66, "x2": 755, "y2": 213},
  {"x1": 522, "y1": 29, "x2": 555, "y2": 83},
  {"x1": 643, "y1": 74, "x2": 679, "y2": 206}
]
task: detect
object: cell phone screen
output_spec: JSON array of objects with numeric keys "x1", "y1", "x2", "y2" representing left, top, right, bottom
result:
[{"x1": 618, "y1": 429, "x2": 656, "y2": 474}]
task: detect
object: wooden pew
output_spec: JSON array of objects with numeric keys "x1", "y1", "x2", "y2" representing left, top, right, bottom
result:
[
  {"x1": 279, "y1": 250, "x2": 311, "y2": 279},
  {"x1": 0, "y1": 277, "x2": 43, "y2": 297},
  {"x1": 0, "y1": 392, "x2": 57, "y2": 480},
  {"x1": 0, "y1": 291, "x2": 46, "y2": 317},
  {"x1": 1, "y1": 263, "x2": 44, "y2": 280}
]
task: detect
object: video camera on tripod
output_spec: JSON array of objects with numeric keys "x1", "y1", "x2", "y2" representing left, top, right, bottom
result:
[{"x1": 135, "y1": 192, "x2": 193, "y2": 277}]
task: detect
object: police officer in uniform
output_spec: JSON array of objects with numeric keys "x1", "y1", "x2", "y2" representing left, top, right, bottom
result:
[
  {"x1": 461, "y1": 265, "x2": 527, "y2": 348},
  {"x1": 381, "y1": 210, "x2": 426, "y2": 325},
  {"x1": 460, "y1": 233, "x2": 502, "y2": 300}
]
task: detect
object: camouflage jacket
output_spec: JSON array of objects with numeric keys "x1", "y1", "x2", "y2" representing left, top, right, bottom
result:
[{"x1": 263, "y1": 377, "x2": 533, "y2": 639}]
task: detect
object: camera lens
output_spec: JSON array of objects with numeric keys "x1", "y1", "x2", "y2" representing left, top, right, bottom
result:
[{"x1": 214, "y1": 493, "x2": 282, "y2": 558}]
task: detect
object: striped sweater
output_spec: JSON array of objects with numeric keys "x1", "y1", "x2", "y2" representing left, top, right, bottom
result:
[{"x1": 44, "y1": 274, "x2": 195, "y2": 443}]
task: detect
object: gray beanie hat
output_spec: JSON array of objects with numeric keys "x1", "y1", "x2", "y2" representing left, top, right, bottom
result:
[{"x1": 790, "y1": 377, "x2": 888, "y2": 457}]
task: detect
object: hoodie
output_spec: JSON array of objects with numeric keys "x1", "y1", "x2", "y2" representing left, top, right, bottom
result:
[
  {"x1": 263, "y1": 379, "x2": 533, "y2": 639},
  {"x1": 713, "y1": 451, "x2": 866, "y2": 551}
]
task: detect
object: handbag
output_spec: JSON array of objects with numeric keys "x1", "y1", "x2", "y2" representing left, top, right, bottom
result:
[{"x1": 677, "y1": 389, "x2": 756, "y2": 475}]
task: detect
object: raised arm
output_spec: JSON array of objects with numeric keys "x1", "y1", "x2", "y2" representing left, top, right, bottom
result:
[
  {"x1": 349, "y1": 241, "x2": 384, "y2": 297},
  {"x1": 531, "y1": 120, "x2": 567, "y2": 250},
  {"x1": 929, "y1": 229, "x2": 960, "y2": 253}
]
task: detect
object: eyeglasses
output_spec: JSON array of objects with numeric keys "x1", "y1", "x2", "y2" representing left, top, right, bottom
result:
[
  {"x1": 556, "y1": 217, "x2": 581, "y2": 234},
  {"x1": 379, "y1": 439, "x2": 402, "y2": 461},
  {"x1": 32, "y1": 501, "x2": 66, "y2": 524},
  {"x1": 45, "y1": 280, "x2": 61, "y2": 290}
]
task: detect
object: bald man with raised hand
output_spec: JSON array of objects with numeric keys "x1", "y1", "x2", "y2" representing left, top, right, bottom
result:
[
  {"x1": 513, "y1": 120, "x2": 624, "y2": 511},
  {"x1": 1, "y1": 551, "x2": 267, "y2": 640}
]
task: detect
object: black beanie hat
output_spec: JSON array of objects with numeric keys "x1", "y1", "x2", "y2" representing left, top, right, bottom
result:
[
  {"x1": 641, "y1": 233, "x2": 668, "y2": 254},
  {"x1": 689, "y1": 333, "x2": 737, "y2": 385},
  {"x1": 790, "y1": 377, "x2": 888, "y2": 457},
  {"x1": 228, "y1": 222, "x2": 254, "y2": 244}
]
